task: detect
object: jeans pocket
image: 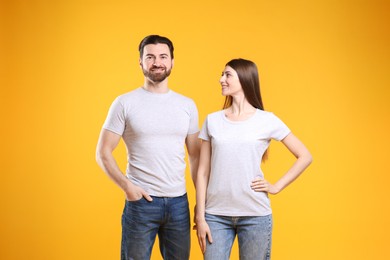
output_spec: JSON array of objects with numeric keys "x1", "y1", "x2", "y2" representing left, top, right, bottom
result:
[{"x1": 126, "y1": 196, "x2": 144, "y2": 203}]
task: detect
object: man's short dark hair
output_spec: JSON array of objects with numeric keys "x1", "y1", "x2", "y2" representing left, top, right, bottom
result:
[{"x1": 138, "y1": 35, "x2": 174, "y2": 59}]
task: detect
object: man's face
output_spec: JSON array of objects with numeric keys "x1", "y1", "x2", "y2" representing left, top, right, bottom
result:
[{"x1": 140, "y1": 43, "x2": 173, "y2": 83}]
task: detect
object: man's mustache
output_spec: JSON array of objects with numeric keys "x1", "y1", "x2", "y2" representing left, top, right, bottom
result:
[{"x1": 151, "y1": 65, "x2": 165, "y2": 70}]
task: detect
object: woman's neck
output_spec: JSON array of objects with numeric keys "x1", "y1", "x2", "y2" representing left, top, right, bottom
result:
[{"x1": 225, "y1": 97, "x2": 256, "y2": 121}]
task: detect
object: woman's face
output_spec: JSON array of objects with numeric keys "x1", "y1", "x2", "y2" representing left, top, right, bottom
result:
[{"x1": 220, "y1": 66, "x2": 243, "y2": 97}]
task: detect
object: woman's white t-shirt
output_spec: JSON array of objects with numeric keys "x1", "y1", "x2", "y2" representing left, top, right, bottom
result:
[{"x1": 199, "y1": 109, "x2": 290, "y2": 216}]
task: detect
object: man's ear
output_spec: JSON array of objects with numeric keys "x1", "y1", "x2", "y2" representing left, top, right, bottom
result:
[
  {"x1": 172, "y1": 59, "x2": 174, "y2": 68},
  {"x1": 139, "y1": 58, "x2": 142, "y2": 67}
]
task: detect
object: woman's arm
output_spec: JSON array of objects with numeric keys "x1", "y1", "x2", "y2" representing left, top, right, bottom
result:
[
  {"x1": 185, "y1": 132, "x2": 201, "y2": 186},
  {"x1": 194, "y1": 140, "x2": 213, "y2": 253},
  {"x1": 251, "y1": 133, "x2": 313, "y2": 194}
]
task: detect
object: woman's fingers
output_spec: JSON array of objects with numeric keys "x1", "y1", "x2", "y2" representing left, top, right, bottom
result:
[
  {"x1": 198, "y1": 233, "x2": 206, "y2": 253},
  {"x1": 207, "y1": 230, "x2": 213, "y2": 244},
  {"x1": 251, "y1": 179, "x2": 269, "y2": 192},
  {"x1": 197, "y1": 224, "x2": 213, "y2": 253}
]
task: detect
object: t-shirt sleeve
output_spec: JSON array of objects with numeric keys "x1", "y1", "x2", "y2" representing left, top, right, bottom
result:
[
  {"x1": 269, "y1": 113, "x2": 291, "y2": 141},
  {"x1": 187, "y1": 100, "x2": 199, "y2": 135},
  {"x1": 102, "y1": 97, "x2": 126, "y2": 136},
  {"x1": 199, "y1": 117, "x2": 210, "y2": 141}
]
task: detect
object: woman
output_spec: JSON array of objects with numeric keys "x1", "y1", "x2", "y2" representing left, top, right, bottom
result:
[{"x1": 195, "y1": 58, "x2": 312, "y2": 260}]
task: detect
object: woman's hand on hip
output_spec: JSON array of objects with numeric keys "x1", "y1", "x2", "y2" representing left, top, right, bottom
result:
[{"x1": 251, "y1": 177, "x2": 280, "y2": 195}]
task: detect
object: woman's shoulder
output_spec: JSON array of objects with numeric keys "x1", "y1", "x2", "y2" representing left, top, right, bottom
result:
[
  {"x1": 206, "y1": 110, "x2": 224, "y2": 120},
  {"x1": 255, "y1": 109, "x2": 279, "y2": 119}
]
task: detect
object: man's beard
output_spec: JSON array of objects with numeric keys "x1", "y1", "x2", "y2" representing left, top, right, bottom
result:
[{"x1": 142, "y1": 66, "x2": 172, "y2": 83}]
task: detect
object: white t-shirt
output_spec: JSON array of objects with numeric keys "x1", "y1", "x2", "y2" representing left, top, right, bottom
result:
[
  {"x1": 103, "y1": 87, "x2": 199, "y2": 197},
  {"x1": 199, "y1": 109, "x2": 290, "y2": 216}
]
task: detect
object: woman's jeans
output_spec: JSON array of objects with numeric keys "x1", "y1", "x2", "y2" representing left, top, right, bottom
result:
[
  {"x1": 204, "y1": 213, "x2": 272, "y2": 260},
  {"x1": 121, "y1": 193, "x2": 190, "y2": 260}
]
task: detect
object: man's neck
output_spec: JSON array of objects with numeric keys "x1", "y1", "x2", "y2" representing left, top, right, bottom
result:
[{"x1": 143, "y1": 79, "x2": 169, "y2": 93}]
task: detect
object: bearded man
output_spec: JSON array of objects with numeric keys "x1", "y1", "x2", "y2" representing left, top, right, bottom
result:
[{"x1": 96, "y1": 35, "x2": 200, "y2": 260}]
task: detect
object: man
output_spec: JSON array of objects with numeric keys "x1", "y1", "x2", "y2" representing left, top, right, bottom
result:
[{"x1": 96, "y1": 35, "x2": 200, "y2": 260}]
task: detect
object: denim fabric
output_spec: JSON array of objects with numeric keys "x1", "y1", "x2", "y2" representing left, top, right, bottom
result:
[
  {"x1": 204, "y1": 213, "x2": 272, "y2": 260},
  {"x1": 121, "y1": 193, "x2": 190, "y2": 260}
]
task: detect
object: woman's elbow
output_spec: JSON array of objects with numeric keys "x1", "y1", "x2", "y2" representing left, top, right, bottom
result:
[{"x1": 304, "y1": 151, "x2": 313, "y2": 166}]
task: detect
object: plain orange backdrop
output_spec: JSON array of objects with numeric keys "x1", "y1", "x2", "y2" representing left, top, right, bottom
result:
[{"x1": 1, "y1": 0, "x2": 389, "y2": 259}]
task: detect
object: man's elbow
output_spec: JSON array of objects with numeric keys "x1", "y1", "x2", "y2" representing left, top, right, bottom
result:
[
  {"x1": 95, "y1": 149, "x2": 103, "y2": 167},
  {"x1": 96, "y1": 147, "x2": 109, "y2": 168}
]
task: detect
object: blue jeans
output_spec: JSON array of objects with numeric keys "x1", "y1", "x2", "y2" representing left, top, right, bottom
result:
[
  {"x1": 121, "y1": 193, "x2": 190, "y2": 260},
  {"x1": 204, "y1": 213, "x2": 272, "y2": 260}
]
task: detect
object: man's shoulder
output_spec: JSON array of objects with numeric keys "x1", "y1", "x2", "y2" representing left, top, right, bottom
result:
[
  {"x1": 114, "y1": 88, "x2": 142, "y2": 102},
  {"x1": 170, "y1": 90, "x2": 196, "y2": 105}
]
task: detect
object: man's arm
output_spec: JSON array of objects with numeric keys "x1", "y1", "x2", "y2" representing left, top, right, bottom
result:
[
  {"x1": 185, "y1": 132, "x2": 201, "y2": 187},
  {"x1": 96, "y1": 129, "x2": 152, "y2": 201}
]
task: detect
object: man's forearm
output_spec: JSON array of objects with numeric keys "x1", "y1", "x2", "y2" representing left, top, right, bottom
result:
[{"x1": 96, "y1": 150, "x2": 131, "y2": 192}]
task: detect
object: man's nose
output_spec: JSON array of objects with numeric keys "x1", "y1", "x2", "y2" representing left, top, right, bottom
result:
[{"x1": 153, "y1": 58, "x2": 161, "y2": 66}]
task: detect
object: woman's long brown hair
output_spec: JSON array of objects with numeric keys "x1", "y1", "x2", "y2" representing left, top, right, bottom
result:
[{"x1": 223, "y1": 58, "x2": 268, "y2": 161}]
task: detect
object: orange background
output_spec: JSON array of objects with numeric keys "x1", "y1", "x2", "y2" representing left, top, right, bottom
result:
[{"x1": 1, "y1": 0, "x2": 389, "y2": 259}]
